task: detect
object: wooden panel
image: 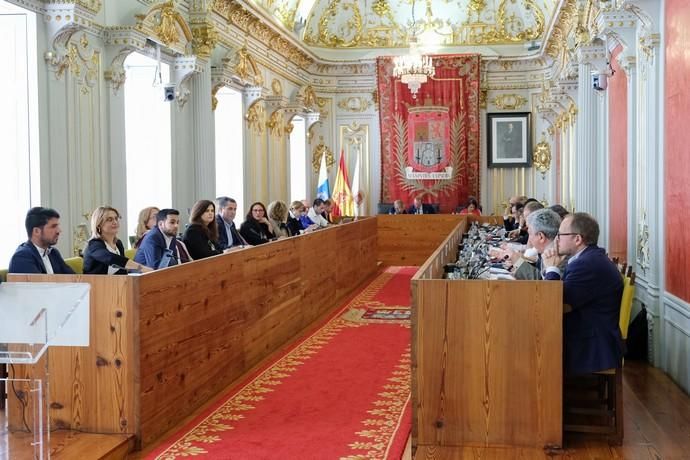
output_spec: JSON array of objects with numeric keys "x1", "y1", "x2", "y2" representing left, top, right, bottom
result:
[
  {"x1": 6, "y1": 274, "x2": 138, "y2": 436},
  {"x1": 413, "y1": 279, "x2": 562, "y2": 449},
  {"x1": 136, "y1": 217, "x2": 378, "y2": 446},
  {"x1": 376, "y1": 215, "x2": 464, "y2": 266}
]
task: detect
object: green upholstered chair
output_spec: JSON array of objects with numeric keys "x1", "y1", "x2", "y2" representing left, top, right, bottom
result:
[{"x1": 64, "y1": 257, "x2": 84, "y2": 274}]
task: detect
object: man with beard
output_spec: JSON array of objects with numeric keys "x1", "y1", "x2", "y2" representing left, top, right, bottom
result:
[
  {"x1": 9, "y1": 207, "x2": 75, "y2": 274},
  {"x1": 135, "y1": 208, "x2": 190, "y2": 269}
]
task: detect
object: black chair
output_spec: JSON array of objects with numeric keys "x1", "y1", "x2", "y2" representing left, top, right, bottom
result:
[{"x1": 377, "y1": 202, "x2": 394, "y2": 214}]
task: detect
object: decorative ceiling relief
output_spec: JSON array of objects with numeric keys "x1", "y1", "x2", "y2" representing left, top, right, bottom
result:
[{"x1": 249, "y1": 0, "x2": 554, "y2": 53}]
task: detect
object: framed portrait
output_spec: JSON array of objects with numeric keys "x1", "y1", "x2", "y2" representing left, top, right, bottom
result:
[{"x1": 487, "y1": 112, "x2": 532, "y2": 168}]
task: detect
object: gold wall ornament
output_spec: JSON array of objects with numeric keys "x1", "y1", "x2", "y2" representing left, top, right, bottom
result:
[
  {"x1": 312, "y1": 142, "x2": 335, "y2": 173},
  {"x1": 298, "y1": 85, "x2": 319, "y2": 110},
  {"x1": 246, "y1": 101, "x2": 266, "y2": 134},
  {"x1": 337, "y1": 97, "x2": 372, "y2": 112},
  {"x1": 134, "y1": 1, "x2": 193, "y2": 54},
  {"x1": 45, "y1": 31, "x2": 100, "y2": 87},
  {"x1": 533, "y1": 138, "x2": 552, "y2": 177},
  {"x1": 372, "y1": 0, "x2": 391, "y2": 17},
  {"x1": 211, "y1": 84, "x2": 222, "y2": 111},
  {"x1": 491, "y1": 93, "x2": 528, "y2": 110},
  {"x1": 266, "y1": 110, "x2": 285, "y2": 138},
  {"x1": 271, "y1": 78, "x2": 283, "y2": 96},
  {"x1": 230, "y1": 47, "x2": 264, "y2": 86},
  {"x1": 284, "y1": 122, "x2": 294, "y2": 135},
  {"x1": 479, "y1": 89, "x2": 487, "y2": 108},
  {"x1": 190, "y1": 19, "x2": 218, "y2": 59}
]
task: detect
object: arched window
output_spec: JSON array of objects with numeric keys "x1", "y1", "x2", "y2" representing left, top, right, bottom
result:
[
  {"x1": 214, "y1": 86, "x2": 245, "y2": 218},
  {"x1": 0, "y1": 1, "x2": 39, "y2": 265},
  {"x1": 123, "y1": 52, "x2": 172, "y2": 242},
  {"x1": 289, "y1": 116, "x2": 306, "y2": 202}
]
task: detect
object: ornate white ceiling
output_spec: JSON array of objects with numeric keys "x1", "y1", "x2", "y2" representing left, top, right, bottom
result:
[{"x1": 247, "y1": 0, "x2": 559, "y2": 59}]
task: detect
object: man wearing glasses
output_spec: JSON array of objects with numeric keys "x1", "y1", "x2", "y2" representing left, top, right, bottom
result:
[{"x1": 542, "y1": 212, "x2": 624, "y2": 376}]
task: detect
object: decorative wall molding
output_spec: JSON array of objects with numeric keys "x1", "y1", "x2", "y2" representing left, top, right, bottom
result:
[
  {"x1": 490, "y1": 93, "x2": 528, "y2": 110},
  {"x1": 134, "y1": 1, "x2": 193, "y2": 54},
  {"x1": 337, "y1": 96, "x2": 372, "y2": 113}
]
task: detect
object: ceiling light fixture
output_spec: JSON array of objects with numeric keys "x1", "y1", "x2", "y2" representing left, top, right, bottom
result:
[{"x1": 392, "y1": 0, "x2": 434, "y2": 99}]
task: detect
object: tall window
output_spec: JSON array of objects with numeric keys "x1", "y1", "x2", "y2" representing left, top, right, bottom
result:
[
  {"x1": 289, "y1": 116, "x2": 306, "y2": 202},
  {"x1": 0, "y1": 1, "x2": 39, "y2": 266},
  {"x1": 214, "y1": 87, "x2": 245, "y2": 218},
  {"x1": 124, "y1": 52, "x2": 172, "y2": 242}
]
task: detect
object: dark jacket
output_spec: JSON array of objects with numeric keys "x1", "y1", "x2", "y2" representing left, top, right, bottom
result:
[
  {"x1": 8, "y1": 241, "x2": 75, "y2": 275},
  {"x1": 545, "y1": 245, "x2": 624, "y2": 375},
  {"x1": 182, "y1": 224, "x2": 222, "y2": 260},
  {"x1": 286, "y1": 216, "x2": 304, "y2": 236},
  {"x1": 240, "y1": 220, "x2": 275, "y2": 245},
  {"x1": 407, "y1": 203, "x2": 436, "y2": 215},
  {"x1": 134, "y1": 226, "x2": 177, "y2": 269},
  {"x1": 83, "y1": 239, "x2": 129, "y2": 275},
  {"x1": 216, "y1": 215, "x2": 246, "y2": 249}
]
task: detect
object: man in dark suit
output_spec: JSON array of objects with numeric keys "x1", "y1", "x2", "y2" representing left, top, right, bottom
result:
[
  {"x1": 543, "y1": 212, "x2": 624, "y2": 376},
  {"x1": 215, "y1": 196, "x2": 248, "y2": 250},
  {"x1": 407, "y1": 197, "x2": 436, "y2": 215},
  {"x1": 9, "y1": 207, "x2": 75, "y2": 274},
  {"x1": 134, "y1": 209, "x2": 189, "y2": 269}
]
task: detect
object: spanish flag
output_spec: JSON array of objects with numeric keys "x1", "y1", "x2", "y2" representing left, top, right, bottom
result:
[{"x1": 331, "y1": 150, "x2": 354, "y2": 217}]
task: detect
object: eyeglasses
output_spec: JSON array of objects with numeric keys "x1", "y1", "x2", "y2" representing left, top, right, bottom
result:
[{"x1": 557, "y1": 232, "x2": 579, "y2": 238}]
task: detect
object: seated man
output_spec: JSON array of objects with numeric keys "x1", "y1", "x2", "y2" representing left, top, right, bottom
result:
[
  {"x1": 9, "y1": 207, "x2": 75, "y2": 274},
  {"x1": 215, "y1": 196, "x2": 248, "y2": 249},
  {"x1": 407, "y1": 197, "x2": 436, "y2": 215},
  {"x1": 513, "y1": 208, "x2": 561, "y2": 280},
  {"x1": 307, "y1": 198, "x2": 329, "y2": 228},
  {"x1": 542, "y1": 212, "x2": 624, "y2": 376},
  {"x1": 134, "y1": 209, "x2": 190, "y2": 269},
  {"x1": 388, "y1": 199, "x2": 407, "y2": 215}
]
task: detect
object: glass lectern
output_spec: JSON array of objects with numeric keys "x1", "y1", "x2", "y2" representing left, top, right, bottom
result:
[{"x1": 0, "y1": 282, "x2": 90, "y2": 460}]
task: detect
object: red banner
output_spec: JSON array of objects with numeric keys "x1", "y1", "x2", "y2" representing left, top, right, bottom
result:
[{"x1": 376, "y1": 54, "x2": 481, "y2": 213}]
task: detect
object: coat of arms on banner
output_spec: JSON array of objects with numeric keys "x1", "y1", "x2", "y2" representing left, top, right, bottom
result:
[{"x1": 406, "y1": 106, "x2": 452, "y2": 180}]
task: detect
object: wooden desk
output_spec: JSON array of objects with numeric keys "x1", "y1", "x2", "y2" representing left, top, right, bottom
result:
[
  {"x1": 8, "y1": 217, "x2": 378, "y2": 447},
  {"x1": 411, "y1": 222, "x2": 563, "y2": 450}
]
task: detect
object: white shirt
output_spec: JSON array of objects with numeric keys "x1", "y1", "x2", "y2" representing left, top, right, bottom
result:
[
  {"x1": 163, "y1": 234, "x2": 179, "y2": 261},
  {"x1": 307, "y1": 208, "x2": 329, "y2": 228},
  {"x1": 33, "y1": 243, "x2": 54, "y2": 274}
]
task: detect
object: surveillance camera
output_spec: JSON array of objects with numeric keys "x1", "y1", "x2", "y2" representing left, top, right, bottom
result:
[
  {"x1": 592, "y1": 73, "x2": 608, "y2": 91},
  {"x1": 163, "y1": 84, "x2": 176, "y2": 102}
]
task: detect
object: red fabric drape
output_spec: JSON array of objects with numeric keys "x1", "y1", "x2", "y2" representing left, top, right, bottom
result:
[{"x1": 376, "y1": 54, "x2": 481, "y2": 213}]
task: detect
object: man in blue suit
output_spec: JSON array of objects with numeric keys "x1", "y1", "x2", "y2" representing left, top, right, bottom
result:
[
  {"x1": 543, "y1": 212, "x2": 624, "y2": 376},
  {"x1": 134, "y1": 208, "x2": 188, "y2": 269},
  {"x1": 215, "y1": 196, "x2": 248, "y2": 250},
  {"x1": 407, "y1": 197, "x2": 436, "y2": 215},
  {"x1": 9, "y1": 207, "x2": 75, "y2": 275}
]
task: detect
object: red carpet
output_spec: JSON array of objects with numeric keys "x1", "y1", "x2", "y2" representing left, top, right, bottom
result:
[{"x1": 148, "y1": 266, "x2": 415, "y2": 460}]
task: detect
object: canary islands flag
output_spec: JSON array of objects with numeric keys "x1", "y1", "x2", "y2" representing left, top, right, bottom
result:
[{"x1": 316, "y1": 153, "x2": 330, "y2": 200}]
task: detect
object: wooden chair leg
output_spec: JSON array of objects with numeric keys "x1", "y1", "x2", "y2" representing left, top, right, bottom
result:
[
  {"x1": 611, "y1": 368, "x2": 624, "y2": 446},
  {"x1": 0, "y1": 363, "x2": 6, "y2": 410}
]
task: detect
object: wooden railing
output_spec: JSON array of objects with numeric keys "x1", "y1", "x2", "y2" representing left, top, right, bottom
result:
[{"x1": 8, "y1": 217, "x2": 378, "y2": 447}]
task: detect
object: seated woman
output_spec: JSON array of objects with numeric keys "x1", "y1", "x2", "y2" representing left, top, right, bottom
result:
[
  {"x1": 183, "y1": 200, "x2": 223, "y2": 260},
  {"x1": 459, "y1": 198, "x2": 482, "y2": 216},
  {"x1": 287, "y1": 201, "x2": 318, "y2": 235},
  {"x1": 267, "y1": 200, "x2": 292, "y2": 238},
  {"x1": 83, "y1": 206, "x2": 152, "y2": 274},
  {"x1": 133, "y1": 206, "x2": 159, "y2": 248},
  {"x1": 240, "y1": 202, "x2": 276, "y2": 245}
]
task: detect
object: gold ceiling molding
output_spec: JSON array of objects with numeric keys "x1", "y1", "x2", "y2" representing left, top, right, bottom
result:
[
  {"x1": 302, "y1": 0, "x2": 549, "y2": 48},
  {"x1": 337, "y1": 97, "x2": 372, "y2": 113},
  {"x1": 491, "y1": 93, "x2": 528, "y2": 110},
  {"x1": 134, "y1": 1, "x2": 193, "y2": 54},
  {"x1": 545, "y1": 0, "x2": 578, "y2": 59},
  {"x1": 212, "y1": 0, "x2": 314, "y2": 69}
]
